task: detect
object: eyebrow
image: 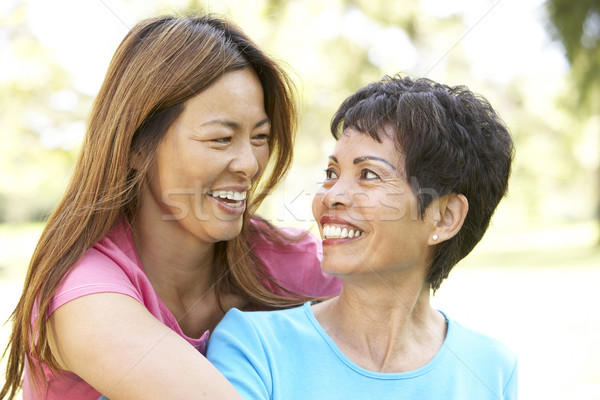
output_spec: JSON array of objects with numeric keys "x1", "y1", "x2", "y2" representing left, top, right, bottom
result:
[
  {"x1": 200, "y1": 117, "x2": 271, "y2": 130},
  {"x1": 328, "y1": 155, "x2": 396, "y2": 170}
]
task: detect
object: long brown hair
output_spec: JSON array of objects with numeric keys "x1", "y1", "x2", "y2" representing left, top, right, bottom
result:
[{"x1": 1, "y1": 13, "x2": 311, "y2": 399}]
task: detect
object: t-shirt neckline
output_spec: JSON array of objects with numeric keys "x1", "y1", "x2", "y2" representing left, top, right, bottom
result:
[{"x1": 302, "y1": 301, "x2": 451, "y2": 380}]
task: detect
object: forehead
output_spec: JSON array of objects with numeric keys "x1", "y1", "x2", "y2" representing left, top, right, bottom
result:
[
  {"x1": 191, "y1": 68, "x2": 262, "y2": 101},
  {"x1": 176, "y1": 68, "x2": 267, "y2": 127},
  {"x1": 333, "y1": 128, "x2": 401, "y2": 163}
]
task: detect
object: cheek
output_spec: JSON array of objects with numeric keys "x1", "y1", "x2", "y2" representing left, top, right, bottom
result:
[
  {"x1": 312, "y1": 186, "x2": 327, "y2": 220},
  {"x1": 377, "y1": 193, "x2": 413, "y2": 222},
  {"x1": 254, "y1": 145, "x2": 270, "y2": 176},
  {"x1": 152, "y1": 147, "x2": 183, "y2": 190}
]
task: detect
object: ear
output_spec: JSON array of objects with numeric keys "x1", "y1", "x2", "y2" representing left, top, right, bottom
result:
[{"x1": 428, "y1": 194, "x2": 468, "y2": 245}]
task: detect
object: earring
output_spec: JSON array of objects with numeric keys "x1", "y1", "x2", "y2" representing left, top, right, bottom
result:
[{"x1": 432, "y1": 234, "x2": 438, "y2": 241}]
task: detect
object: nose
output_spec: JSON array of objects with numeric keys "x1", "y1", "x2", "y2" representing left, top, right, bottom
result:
[
  {"x1": 320, "y1": 178, "x2": 353, "y2": 209},
  {"x1": 230, "y1": 139, "x2": 260, "y2": 179}
]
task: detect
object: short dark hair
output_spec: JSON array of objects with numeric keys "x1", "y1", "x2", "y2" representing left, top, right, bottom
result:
[{"x1": 331, "y1": 75, "x2": 514, "y2": 290}]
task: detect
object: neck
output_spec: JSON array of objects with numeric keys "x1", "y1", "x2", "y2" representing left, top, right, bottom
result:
[
  {"x1": 313, "y1": 277, "x2": 447, "y2": 373},
  {"x1": 131, "y1": 214, "x2": 229, "y2": 338},
  {"x1": 133, "y1": 215, "x2": 215, "y2": 292}
]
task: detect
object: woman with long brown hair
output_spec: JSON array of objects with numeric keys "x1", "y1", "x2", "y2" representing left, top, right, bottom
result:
[{"x1": 1, "y1": 13, "x2": 340, "y2": 400}]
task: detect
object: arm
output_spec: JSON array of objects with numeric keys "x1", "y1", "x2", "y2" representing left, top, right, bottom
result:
[
  {"x1": 206, "y1": 309, "x2": 271, "y2": 400},
  {"x1": 47, "y1": 293, "x2": 242, "y2": 400}
]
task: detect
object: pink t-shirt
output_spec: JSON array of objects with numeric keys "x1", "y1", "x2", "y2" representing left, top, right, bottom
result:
[{"x1": 23, "y1": 218, "x2": 340, "y2": 399}]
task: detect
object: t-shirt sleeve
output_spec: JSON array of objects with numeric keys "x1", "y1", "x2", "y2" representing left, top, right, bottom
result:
[
  {"x1": 250, "y1": 222, "x2": 341, "y2": 298},
  {"x1": 207, "y1": 309, "x2": 271, "y2": 400},
  {"x1": 48, "y1": 247, "x2": 142, "y2": 317},
  {"x1": 503, "y1": 359, "x2": 518, "y2": 400}
]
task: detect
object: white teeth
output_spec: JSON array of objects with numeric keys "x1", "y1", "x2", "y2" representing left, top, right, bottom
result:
[
  {"x1": 208, "y1": 190, "x2": 247, "y2": 201},
  {"x1": 322, "y1": 224, "x2": 364, "y2": 239}
]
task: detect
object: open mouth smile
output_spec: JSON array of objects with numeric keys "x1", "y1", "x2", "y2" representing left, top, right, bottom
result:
[
  {"x1": 207, "y1": 190, "x2": 247, "y2": 208},
  {"x1": 322, "y1": 224, "x2": 364, "y2": 239}
]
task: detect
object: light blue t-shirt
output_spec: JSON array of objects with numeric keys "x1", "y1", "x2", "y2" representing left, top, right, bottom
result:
[{"x1": 207, "y1": 302, "x2": 517, "y2": 400}]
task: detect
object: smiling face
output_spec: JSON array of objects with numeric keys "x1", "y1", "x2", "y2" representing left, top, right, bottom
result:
[
  {"x1": 141, "y1": 67, "x2": 270, "y2": 243},
  {"x1": 312, "y1": 128, "x2": 436, "y2": 283}
]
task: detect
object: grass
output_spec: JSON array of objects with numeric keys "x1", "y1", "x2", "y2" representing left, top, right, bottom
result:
[
  {"x1": 461, "y1": 219, "x2": 600, "y2": 268},
  {"x1": 434, "y1": 219, "x2": 600, "y2": 400},
  {"x1": 0, "y1": 222, "x2": 44, "y2": 279}
]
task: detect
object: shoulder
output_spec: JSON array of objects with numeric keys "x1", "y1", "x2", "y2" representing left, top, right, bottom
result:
[
  {"x1": 248, "y1": 219, "x2": 341, "y2": 297},
  {"x1": 444, "y1": 317, "x2": 518, "y2": 397},
  {"x1": 49, "y1": 218, "x2": 147, "y2": 315},
  {"x1": 69, "y1": 218, "x2": 140, "y2": 283},
  {"x1": 450, "y1": 318, "x2": 515, "y2": 357},
  {"x1": 445, "y1": 317, "x2": 517, "y2": 376},
  {"x1": 216, "y1": 304, "x2": 309, "y2": 337},
  {"x1": 207, "y1": 304, "x2": 313, "y2": 364},
  {"x1": 209, "y1": 304, "x2": 312, "y2": 353},
  {"x1": 248, "y1": 218, "x2": 322, "y2": 256},
  {"x1": 207, "y1": 305, "x2": 313, "y2": 400}
]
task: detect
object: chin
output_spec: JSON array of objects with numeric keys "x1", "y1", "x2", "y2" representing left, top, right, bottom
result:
[
  {"x1": 211, "y1": 220, "x2": 244, "y2": 242},
  {"x1": 320, "y1": 261, "x2": 348, "y2": 277}
]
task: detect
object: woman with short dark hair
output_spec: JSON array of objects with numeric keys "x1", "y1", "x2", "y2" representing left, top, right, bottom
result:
[{"x1": 208, "y1": 75, "x2": 517, "y2": 399}]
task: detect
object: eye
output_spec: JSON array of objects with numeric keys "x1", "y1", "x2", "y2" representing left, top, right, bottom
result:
[
  {"x1": 325, "y1": 168, "x2": 338, "y2": 180},
  {"x1": 212, "y1": 136, "x2": 232, "y2": 145},
  {"x1": 361, "y1": 169, "x2": 380, "y2": 180},
  {"x1": 251, "y1": 133, "x2": 270, "y2": 145}
]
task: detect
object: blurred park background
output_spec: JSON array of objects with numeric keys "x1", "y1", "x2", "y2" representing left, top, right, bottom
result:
[{"x1": 1, "y1": 0, "x2": 599, "y2": 398}]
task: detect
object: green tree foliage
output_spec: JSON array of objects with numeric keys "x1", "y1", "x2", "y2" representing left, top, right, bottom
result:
[
  {"x1": 2, "y1": 0, "x2": 594, "y2": 230},
  {"x1": 546, "y1": 0, "x2": 600, "y2": 240},
  {"x1": 225, "y1": 0, "x2": 476, "y2": 223},
  {"x1": 547, "y1": 0, "x2": 600, "y2": 106},
  {"x1": 0, "y1": 1, "x2": 91, "y2": 222}
]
